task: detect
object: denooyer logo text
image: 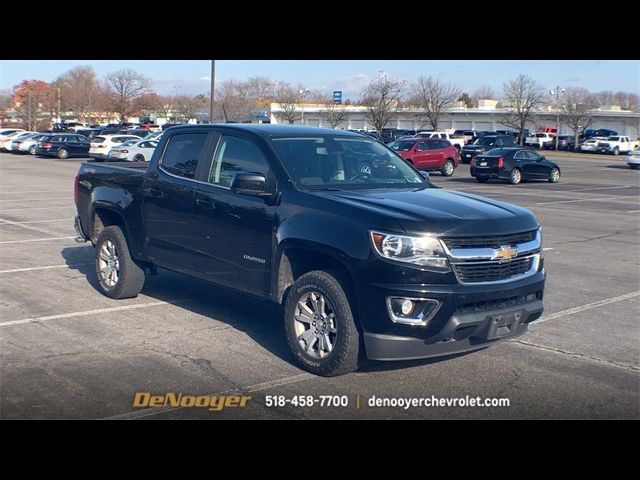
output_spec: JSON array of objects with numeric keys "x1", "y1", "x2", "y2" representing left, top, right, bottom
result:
[{"x1": 133, "y1": 392, "x2": 251, "y2": 412}]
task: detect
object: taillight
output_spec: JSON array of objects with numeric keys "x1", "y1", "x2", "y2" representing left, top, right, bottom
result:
[
  {"x1": 74, "y1": 175, "x2": 79, "y2": 205},
  {"x1": 43, "y1": 142, "x2": 52, "y2": 148},
  {"x1": 121, "y1": 150, "x2": 128, "y2": 154},
  {"x1": 470, "y1": 158, "x2": 476, "y2": 166},
  {"x1": 497, "y1": 156, "x2": 504, "y2": 168}
]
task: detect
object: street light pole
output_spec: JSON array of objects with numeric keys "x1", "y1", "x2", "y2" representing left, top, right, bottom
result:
[
  {"x1": 551, "y1": 86, "x2": 565, "y2": 151},
  {"x1": 210, "y1": 60, "x2": 215, "y2": 123},
  {"x1": 299, "y1": 89, "x2": 308, "y2": 125}
]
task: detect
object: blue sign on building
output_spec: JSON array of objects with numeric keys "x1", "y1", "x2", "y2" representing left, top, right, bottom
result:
[{"x1": 333, "y1": 91, "x2": 342, "y2": 105}]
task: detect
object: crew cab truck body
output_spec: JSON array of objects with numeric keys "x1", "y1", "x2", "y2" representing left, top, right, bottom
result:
[
  {"x1": 596, "y1": 136, "x2": 639, "y2": 155},
  {"x1": 74, "y1": 124, "x2": 546, "y2": 376}
]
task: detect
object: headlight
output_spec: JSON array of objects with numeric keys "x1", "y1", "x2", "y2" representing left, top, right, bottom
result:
[{"x1": 370, "y1": 230, "x2": 450, "y2": 271}]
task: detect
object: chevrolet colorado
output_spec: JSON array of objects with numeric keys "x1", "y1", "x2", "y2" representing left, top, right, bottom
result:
[{"x1": 74, "y1": 124, "x2": 545, "y2": 376}]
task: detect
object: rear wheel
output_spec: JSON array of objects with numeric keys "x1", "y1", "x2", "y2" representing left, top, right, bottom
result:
[
  {"x1": 441, "y1": 160, "x2": 454, "y2": 177},
  {"x1": 95, "y1": 226, "x2": 145, "y2": 299},
  {"x1": 548, "y1": 167, "x2": 561, "y2": 183},
  {"x1": 133, "y1": 154, "x2": 145, "y2": 162},
  {"x1": 57, "y1": 148, "x2": 68, "y2": 159},
  {"x1": 29, "y1": 145, "x2": 36, "y2": 155},
  {"x1": 476, "y1": 176, "x2": 489, "y2": 183},
  {"x1": 284, "y1": 270, "x2": 360, "y2": 376},
  {"x1": 509, "y1": 168, "x2": 522, "y2": 185}
]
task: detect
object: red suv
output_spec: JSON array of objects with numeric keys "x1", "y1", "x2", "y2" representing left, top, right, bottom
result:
[{"x1": 388, "y1": 137, "x2": 460, "y2": 176}]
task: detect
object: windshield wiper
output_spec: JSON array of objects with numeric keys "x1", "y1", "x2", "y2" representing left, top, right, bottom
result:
[{"x1": 306, "y1": 186, "x2": 343, "y2": 191}]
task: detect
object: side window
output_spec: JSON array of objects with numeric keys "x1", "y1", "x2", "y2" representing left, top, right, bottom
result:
[
  {"x1": 160, "y1": 133, "x2": 208, "y2": 179},
  {"x1": 416, "y1": 141, "x2": 429, "y2": 151},
  {"x1": 209, "y1": 135, "x2": 269, "y2": 188}
]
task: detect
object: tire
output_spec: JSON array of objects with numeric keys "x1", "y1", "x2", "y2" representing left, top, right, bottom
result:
[
  {"x1": 612, "y1": 147, "x2": 619, "y2": 156},
  {"x1": 95, "y1": 226, "x2": 145, "y2": 299},
  {"x1": 57, "y1": 148, "x2": 68, "y2": 159},
  {"x1": 29, "y1": 145, "x2": 36, "y2": 155},
  {"x1": 630, "y1": 164, "x2": 639, "y2": 170},
  {"x1": 548, "y1": 167, "x2": 561, "y2": 183},
  {"x1": 476, "y1": 176, "x2": 489, "y2": 183},
  {"x1": 283, "y1": 270, "x2": 360, "y2": 376},
  {"x1": 441, "y1": 160, "x2": 455, "y2": 177},
  {"x1": 509, "y1": 168, "x2": 522, "y2": 185},
  {"x1": 133, "y1": 154, "x2": 145, "y2": 162}
]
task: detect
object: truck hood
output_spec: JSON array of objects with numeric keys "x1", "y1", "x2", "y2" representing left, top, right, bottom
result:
[{"x1": 313, "y1": 187, "x2": 539, "y2": 237}]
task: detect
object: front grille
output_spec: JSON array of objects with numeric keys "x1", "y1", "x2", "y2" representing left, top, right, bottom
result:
[
  {"x1": 443, "y1": 230, "x2": 537, "y2": 249},
  {"x1": 455, "y1": 291, "x2": 542, "y2": 314},
  {"x1": 453, "y1": 257, "x2": 533, "y2": 283}
]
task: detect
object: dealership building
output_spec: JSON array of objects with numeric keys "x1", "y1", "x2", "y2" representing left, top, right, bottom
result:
[{"x1": 270, "y1": 100, "x2": 640, "y2": 138}]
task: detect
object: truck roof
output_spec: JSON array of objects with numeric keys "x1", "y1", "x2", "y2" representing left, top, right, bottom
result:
[{"x1": 165, "y1": 124, "x2": 360, "y2": 138}]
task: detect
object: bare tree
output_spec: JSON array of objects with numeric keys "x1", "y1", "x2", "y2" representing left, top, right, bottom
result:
[
  {"x1": 105, "y1": 69, "x2": 150, "y2": 122},
  {"x1": 613, "y1": 91, "x2": 640, "y2": 111},
  {"x1": 0, "y1": 89, "x2": 14, "y2": 111},
  {"x1": 410, "y1": 76, "x2": 460, "y2": 131},
  {"x1": 360, "y1": 73, "x2": 404, "y2": 134},
  {"x1": 173, "y1": 95, "x2": 202, "y2": 123},
  {"x1": 561, "y1": 88, "x2": 597, "y2": 149},
  {"x1": 217, "y1": 79, "x2": 254, "y2": 122},
  {"x1": 593, "y1": 90, "x2": 614, "y2": 107},
  {"x1": 274, "y1": 82, "x2": 303, "y2": 124},
  {"x1": 53, "y1": 66, "x2": 104, "y2": 123},
  {"x1": 500, "y1": 74, "x2": 546, "y2": 145},
  {"x1": 471, "y1": 85, "x2": 496, "y2": 107},
  {"x1": 246, "y1": 76, "x2": 275, "y2": 108},
  {"x1": 317, "y1": 94, "x2": 347, "y2": 129}
]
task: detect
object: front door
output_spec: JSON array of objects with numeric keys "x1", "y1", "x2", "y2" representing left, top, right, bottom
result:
[{"x1": 190, "y1": 133, "x2": 276, "y2": 294}]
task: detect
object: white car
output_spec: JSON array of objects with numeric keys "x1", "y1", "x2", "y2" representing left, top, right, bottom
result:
[
  {"x1": 0, "y1": 130, "x2": 30, "y2": 151},
  {"x1": 90, "y1": 134, "x2": 142, "y2": 160},
  {"x1": 625, "y1": 149, "x2": 640, "y2": 169},
  {"x1": 579, "y1": 137, "x2": 607, "y2": 152},
  {"x1": 0, "y1": 128, "x2": 24, "y2": 139},
  {"x1": 108, "y1": 139, "x2": 158, "y2": 162},
  {"x1": 6, "y1": 131, "x2": 38, "y2": 152},
  {"x1": 525, "y1": 132, "x2": 555, "y2": 148},
  {"x1": 15, "y1": 133, "x2": 46, "y2": 154}
]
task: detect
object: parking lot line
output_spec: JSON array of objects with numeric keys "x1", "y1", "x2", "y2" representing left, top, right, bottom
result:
[
  {"x1": 0, "y1": 197, "x2": 70, "y2": 203},
  {"x1": 627, "y1": 210, "x2": 640, "y2": 213},
  {"x1": 0, "y1": 205, "x2": 74, "y2": 212},
  {"x1": 0, "y1": 299, "x2": 191, "y2": 327},
  {"x1": 0, "y1": 236, "x2": 76, "y2": 244},
  {"x1": 0, "y1": 190, "x2": 71, "y2": 195},
  {"x1": 0, "y1": 218, "x2": 70, "y2": 224},
  {"x1": 533, "y1": 291, "x2": 640, "y2": 325},
  {"x1": 535, "y1": 195, "x2": 638, "y2": 205},
  {"x1": 0, "y1": 263, "x2": 92, "y2": 274},
  {"x1": 0, "y1": 216, "x2": 68, "y2": 236}
]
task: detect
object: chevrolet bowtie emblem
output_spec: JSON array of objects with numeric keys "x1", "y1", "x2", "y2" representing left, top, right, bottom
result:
[{"x1": 492, "y1": 245, "x2": 518, "y2": 262}]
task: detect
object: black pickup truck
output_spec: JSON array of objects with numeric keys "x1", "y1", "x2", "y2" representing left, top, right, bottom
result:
[{"x1": 74, "y1": 124, "x2": 545, "y2": 376}]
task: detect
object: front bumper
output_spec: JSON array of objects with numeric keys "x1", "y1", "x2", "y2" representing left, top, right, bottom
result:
[{"x1": 364, "y1": 299, "x2": 542, "y2": 360}]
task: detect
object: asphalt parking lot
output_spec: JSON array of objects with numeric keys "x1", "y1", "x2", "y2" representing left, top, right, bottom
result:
[{"x1": 1, "y1": 151, "x2": 638, "y2": 419}]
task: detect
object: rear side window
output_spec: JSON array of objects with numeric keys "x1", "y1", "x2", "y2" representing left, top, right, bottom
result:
[{"x1": 161, "y1": 133, "x2": 208, "y2": 179}]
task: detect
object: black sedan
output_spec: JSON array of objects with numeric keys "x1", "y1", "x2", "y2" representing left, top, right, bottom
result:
[
  {"x1": 470, "y1": 148, "x2": 561, "y2": 184},
  {"x1": 542, "y1": 135, "x2": 575, "y2": 151}
]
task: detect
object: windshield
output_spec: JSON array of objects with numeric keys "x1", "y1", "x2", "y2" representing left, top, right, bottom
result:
[
  {"x1": 271, "y1": 136, "x2": 425, "y2": 190},
  {"x1": 474, "y1": 137, "x2": 497, "y2": 146},
  {"x1": 388, "y1": 140, "x2": 416, "y2": 151}
]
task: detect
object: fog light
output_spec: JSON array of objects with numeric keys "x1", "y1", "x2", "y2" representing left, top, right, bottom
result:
[
  {"x1": 401, "y1": 299, "x2": 414, "y2": 315},
  {"x1": 386, "y1": 297, "x2": 442, "y2": 326}
]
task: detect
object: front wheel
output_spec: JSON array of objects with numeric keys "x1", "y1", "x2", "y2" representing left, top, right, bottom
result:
[
  {"x1": 441, "y1": 160, "x2": 454, "y2": 177},
  {"x1": 95, "y1": 226, "x2": 145, "y2": 299},
  {"x1": 57, "y1": 148, "x2": 68, "y2": 159},
  {"x1": 284, "y1": 271, "x2": 360, "y2": 376},
  {"x1": 612, "y1": 147, "x2": 619, "y2": 156},
  {"x1": 549, "y1": 167, "x2": 561, "y2": 183},
  {"x1": 509, "y1": 168, "x2": 522, "y2": 185}
]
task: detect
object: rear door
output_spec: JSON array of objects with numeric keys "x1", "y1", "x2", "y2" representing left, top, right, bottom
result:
[{"x1": 142, "y1": 130, "x2": 213, "y2": 271}]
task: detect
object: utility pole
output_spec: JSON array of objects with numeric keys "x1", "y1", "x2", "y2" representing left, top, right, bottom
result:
[
  {"x1": 551, "y1": 86, "x2": 565, "y2": 151},
  {"x1": 28, "y1": 91, "x2": 32, "y2": 130},
  {"x1": 57, "y1": 87, "x2": 61, "y2": 124},
  {"x1": 210, "y1": 60, "x2": 215, "y2": 123}
]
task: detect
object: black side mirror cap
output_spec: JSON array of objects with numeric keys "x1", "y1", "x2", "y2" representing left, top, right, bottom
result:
[{"x1": 230, "y1": 173, "x2": 271, "y2": 198}]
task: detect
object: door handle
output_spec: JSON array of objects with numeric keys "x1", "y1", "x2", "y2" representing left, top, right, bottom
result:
[
  {"x1": 145, "y1": 187, "x2": 164, "y2": 198},
  {"x1": 195, "y1": 198, "x2": 215, "y2": 209}
]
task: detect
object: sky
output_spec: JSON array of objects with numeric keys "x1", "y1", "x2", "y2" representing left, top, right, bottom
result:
[{"x1": 1, "y1": 60, "x2": 638, "y2": 100}]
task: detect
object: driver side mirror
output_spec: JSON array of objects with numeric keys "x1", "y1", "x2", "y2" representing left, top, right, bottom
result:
[{"x1": 231, "y1": 173, "x2": 269, "y2": 196}]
